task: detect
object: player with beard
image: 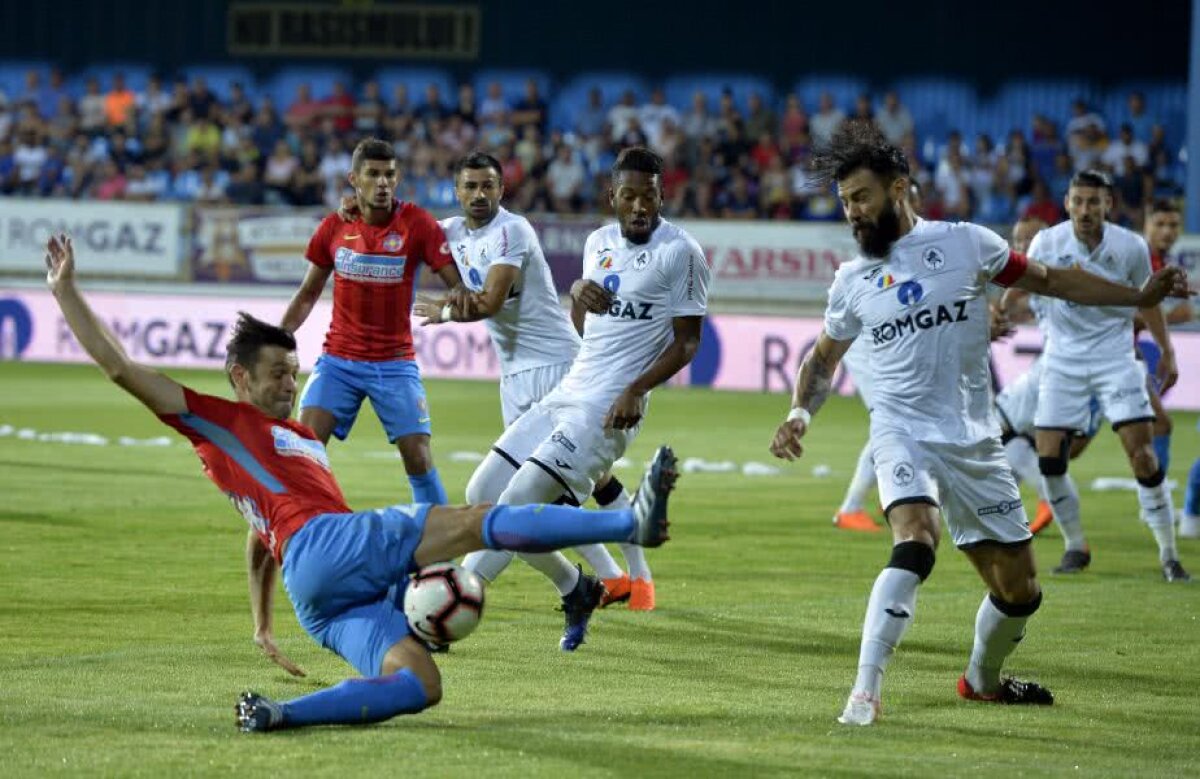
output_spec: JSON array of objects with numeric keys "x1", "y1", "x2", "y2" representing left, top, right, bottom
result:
[
  {"x1": 768, "y1": 124, "x2": 1190, "y2": 725},
  {"x1": 459, "y1": 147, "x2": 709, "y2": 649},
  {"x1": 1008, "y1": 172, "x2": 1189, "y2": 581}
]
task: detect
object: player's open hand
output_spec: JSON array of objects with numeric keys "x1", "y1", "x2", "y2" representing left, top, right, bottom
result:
[
  {"x1": 255, "y1": 632, "x2": 306, "y2": 677},
  {"x1": 605, "y1": 389, "x2": 645, "y2": 430},
  {"x1": 337, "y1": 195, "x2": 361, "y2": 223},
  {"x1": 1139, "y1": 266, "x2": 1192, "y2": 306},
  {"x1": 769, "y1": 418, "x2": 808, "y2": 461},
  {"x1": 988, "y1": 304, "x2": 1014, "y2": 342},
  {"x1": 447, "y1": 283, "x2": 475, "y2": 319},
  {"x1": 413, "y1": 294, "x2": 447, "y2": 326},
  {"x1": 1157, "y1": 349, "x2": 1179, "y2": 393},
  {"x1": 571, "y1": 279, "x2": 613, "y2": 314},
  {"x1": 44, "y1": 233, "x2": 75, "y2": 293}
]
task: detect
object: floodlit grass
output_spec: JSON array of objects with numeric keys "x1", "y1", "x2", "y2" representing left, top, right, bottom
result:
[{"x1": 1, "y1": 362, "x2": 1197, "y2": 776}]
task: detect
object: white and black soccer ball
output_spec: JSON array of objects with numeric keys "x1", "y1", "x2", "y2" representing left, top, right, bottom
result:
[{"x1": 403, "y1": 562, "x2": 486, "y2": 645}]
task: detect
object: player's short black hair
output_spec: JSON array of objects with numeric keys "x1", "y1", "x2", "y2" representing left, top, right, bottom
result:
[
  {"x1": 813, "y1": 122, "x2": 910, "y2": 185},
  {"x1": 1147, "y1": 198, "x2": 1181, "y2": 216},
  {"x1": 453, "y1": 150, "x2": 503, "y2": 180},
  {"x1": 612, "y1": 146, "x2": 663, "y2": 177},
  {"x1": 351, "y1": 138, "x2": 396, "y2": 172},
  {"x1": 225, "y1": 312, "x2": 296, "y2": 385},
  {"x1": 1069, "y1": 169, "x2": 1113, "y2": 192}
]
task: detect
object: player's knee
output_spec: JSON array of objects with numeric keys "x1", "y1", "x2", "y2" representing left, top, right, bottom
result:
[
  {"x1": 1038, "y1": 455, "x2": 1068, "y2": 477},
  {"x1": 1153, "y1": 414, "x2": 1172, "y2": 437},
  {"x1": 1130, "y1": 447, "x2": 1160, "y2": 481},
  {"x1": 421, "y1": 676, "x2": 443, "y2": 708},
  {"x1": 396, "y1": 435, "x2": 434, "y2": 474},
  {"x1": 989, "y1": 587, "x2": 1042, "y2": 617},
  {"x1": 466, "y1": 455, "x2": 514, "y2": 505},
  {"x1": 887, "y1": 540, "x2": 936, "y2": 582}
]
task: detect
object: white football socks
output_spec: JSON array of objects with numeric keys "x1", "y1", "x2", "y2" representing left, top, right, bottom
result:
[
  {"x1": 1042, "y1": 474, "x2": 1086, "y2": 551},
  {"x1": 1137, "y1": 477, "x2": 1178, "y2": 563},
  {"x1": 839, "y1": 443, "x2": 877, "y2": 514},
  {"x1": 852, "y1": 567, "x2": 920, "y2": 700},
  {"x1": 964, "y1": 594, "x2": 1034, "y2": 695}
]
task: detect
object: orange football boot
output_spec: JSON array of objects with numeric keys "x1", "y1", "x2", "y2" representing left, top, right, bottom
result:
[
  {"x1": 599, "y1": 575, "x2": 631, "y2": 608},
  {"x1": 1029, "y1": 500, "x2": 1054, "y2": 535},
  {"x1": 834, "y1": 510, "x2": 883, "y2": 532},
  {"x1": 629, "y1": 578, "x2": 656, "y2": 611}
]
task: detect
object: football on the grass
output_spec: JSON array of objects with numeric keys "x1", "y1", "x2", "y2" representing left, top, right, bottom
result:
[{"x1": 404, "y1": 562, "x2": 486, "y2": 644}]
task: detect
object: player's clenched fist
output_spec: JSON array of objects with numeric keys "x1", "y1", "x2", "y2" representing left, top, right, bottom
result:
[
  {"x1": 769, "y1": 417, "x2": 808, "y2": 461},
  {"x1": 1139, "y1": 266, "x2": 1192, "y2": 306}
]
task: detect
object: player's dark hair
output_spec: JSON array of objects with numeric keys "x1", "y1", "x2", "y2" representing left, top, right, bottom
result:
[
  {"x1": 1147, "y1": 198, "x2": 1180, "y2": 216},
  {"x1": 225, "y1": 312, "x2": 296, "y2": 386},
  {"x1": 1069, "y1": 169, "x2": 1113, "y2": 192},
  {"x1": 813, "y1": 122, "x2": 910, "y2": 185},
  {"x1": 453, "y1": 150, "x2": 503, "y2": 180},
  {"x1": 612, "y1": 146, "x2": 663, "y2": 176},
  {"x1": 351, "y1": 137, "x2": 396, "y2": 172}
]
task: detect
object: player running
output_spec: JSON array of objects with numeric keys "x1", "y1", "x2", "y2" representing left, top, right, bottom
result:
[
  {"x1": 768, "y1": 124, "x2": 1190, "y2": 726},
  {"x1": 453, "y1": 147, "x2": 711, "y2": 647},
  {"x1": 281, "y1": 138, "x2": 465, "y2": 507},
  {"x1": 1011, "y1": 171, "x2": 1188, "y2": 581},
  {"x1": 42, "y1": 233, "x2": 678, "y2": 733}
]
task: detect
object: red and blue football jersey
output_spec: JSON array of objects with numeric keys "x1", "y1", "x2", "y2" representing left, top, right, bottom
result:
[
  {"x1": 306, "y1": 202, "x2": 452, "y2": 362},
  {"x1": 159, "y1": 388, "x2": 351, "y2": 561}
]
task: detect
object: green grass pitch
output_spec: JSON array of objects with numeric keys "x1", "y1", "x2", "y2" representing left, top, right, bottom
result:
[{"x1": 0, "y1": 362, "x2": 1197, "y2": 777}]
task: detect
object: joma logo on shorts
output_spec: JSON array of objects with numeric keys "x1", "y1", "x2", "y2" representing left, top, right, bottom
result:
[
  {"x1": 551, "y1": 431, "x2": 576, "y2": 453},
  {"x1": 871, "y1": 302, "x2": 969, "y2": 345},
  {"x1": 606, "y1": 299, "x2": 653, "y2": 320},
  {"x1": 977, "y1": 499, "x2": 1023, "y2": 516}
]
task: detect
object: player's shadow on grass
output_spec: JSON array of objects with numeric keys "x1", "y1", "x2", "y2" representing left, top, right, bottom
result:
[
  {"x1": 0, "y1": 510, "x2": 85, "y2": 527},
  {"x1": 0, "y1": 458, "x2": 197, "y2": 483},
  {"x1": 598, "y1": 609, "x2": 858, "y2": 659}
]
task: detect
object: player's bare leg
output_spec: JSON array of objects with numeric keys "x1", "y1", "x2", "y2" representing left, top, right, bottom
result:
[
  {"x1": 839, "y1": 502, "x2": 939, "y2": 726},
  {"x1": 397, "y1": 432, "x2": 448, "y2": 504},
  {"x1": 298, "y1": 406, "x2": 338, "y2": 445},
  {"x1": 957, "y1": 542, "x2": 1053, "y2": 705},
  {"x1": 1036, "y1": 428, "x2": 1089, "y2": 573},
  {"x1": 1115, "y1": 421, "x2": 1189, "y2": 581}
]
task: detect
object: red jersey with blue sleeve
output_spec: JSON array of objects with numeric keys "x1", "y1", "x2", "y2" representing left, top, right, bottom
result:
[
  {"x1": 158, "y1": 388, "x2": 351, "y2": 561},
  {"x1": 305, "y1": 202, "x2": 453, "y2": 362}
]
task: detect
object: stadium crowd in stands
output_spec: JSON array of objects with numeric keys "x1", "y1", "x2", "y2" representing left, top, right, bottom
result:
[{"x1": 0, "y1": 69, "x2": 1187, "y2": 227}]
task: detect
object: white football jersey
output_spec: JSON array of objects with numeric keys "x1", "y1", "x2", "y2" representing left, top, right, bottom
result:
[
  {"x1": 1025, "y1": 221, "x2": 1149, "y2": 367},
  {"x1": 545, "y1": 219, "x2": 711, "y2": 414},
  {"x1": 440, "y1": 208, "x2": 580, "y2": 376},
  {"x1": 825, "y1": 219, "x2": 1022, "y2": 444}
]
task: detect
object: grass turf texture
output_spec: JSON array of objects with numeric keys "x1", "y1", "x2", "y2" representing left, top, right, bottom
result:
[{"x1": 0, "y1": 361, "x2": 1197, "y2": 777}]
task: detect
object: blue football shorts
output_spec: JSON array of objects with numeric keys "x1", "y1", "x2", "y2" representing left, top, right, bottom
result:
[
  {"x1": 299, "y1": 354, "x2": 433, "y2": 442},
  {"x1": 282, "y1": 504, "x2": 431, "y2": 676}
]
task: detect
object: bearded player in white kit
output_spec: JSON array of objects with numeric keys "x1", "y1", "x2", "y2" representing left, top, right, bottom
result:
[
  {"x1": 769, "y1": 124, "x2": 1190, "y2": 726},
  {"x1": 1011, "y1": 170, "x2": 1188, "y2": 581},
  {"x1": 413, "y1": 152, "x2": 654, "y2": 652}
]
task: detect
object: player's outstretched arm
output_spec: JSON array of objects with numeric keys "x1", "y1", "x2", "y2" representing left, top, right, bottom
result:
[
  {"x1": 280, "y1": 263, "x2": 332, "y2": 333},
  {"x1": 1011, "y1": 262, "x2": 1192, "y2": 308},
  {"x1": 246, "y1": 531, "x2": 305, "y2": 677},
  {"x1": 44, "y1": 235, "x2": 187, "y2": 416},
  {"x1": 414, "y1": 265, "x2": 520, "y2": 324},
  {"x1": 605, "y1": 315, "x2": 703, "y2": 430},
  {"x1": 770, "y1": 332, "x2": 852, "y2": 461}
]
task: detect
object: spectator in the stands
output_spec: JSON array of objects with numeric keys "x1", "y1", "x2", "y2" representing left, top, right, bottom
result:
[
  {"x1": 759, "y1": 154, "x2": 791, "y2": 219},
  {"x1": 575, "y1": 87, "x2": 608, "y2": 138},
  {"x1": 1021, "y1": 179, "x2": 1063, "y2": 224},
  {"x1": 847, "y1": 93, "x2": 874, "y2": 130},
  {"x1": 37, "y1": 146, "x2": 64, "y2": 196},
  {"x1": 1065, "y1": 98, "x2": 1106, "y2": 170},
  {"x1": 13, "y1": 129, "x2": 47, "y2": 195},
  {"x1": 1029, "y1": 114, "x2": 1062, "y2": 176},
  {"x1": 226, "y1": 162, "x2": 264, "y2": 205},
  {"x1": 478, "y1": 82, "x2": 507, "y2": 127},
  {"x1": 1046, "y1": 151, "x2": 1073, "y2": 201},
  {"x1": 418, "y1": 83, "x2": 449, "y2": 125},
  {"x1": 93, "y1": 159, "x2": 127, "y2": 200},
  {"x1": 391, "y1": 83, "x2": 412, "y2": 117},
  {"x1": 455, "y1": 83, "x2": 477, "y2": 127},
  {"x1": 225, "y1": 82, "x2": 255, "y2": 125},
  {"x1": 608, "y1": 89, "x2": 639, "y2": 142},
  {"x1": 1124, "y1": 91, "x2": 1154, "y2": 142},
  {"x1": 289, "y1": 140, "x2": 323, "y2": 206},
  {"x1": 195, "y1": 165, "x2": 230, "y2": 204},
  {"x1": 79, "y1": 78, "x2": 107, "y2": 135},
  {"x1": 653, "y1": 117, "x2": 683, "y2": 161},
  {"x1": 438, "y1": 113, "x2": 476, "y2": 156},
  {"x1": 324, "y1": 81, "x2": 355, "y2": 134},
  {"x1": 934, "y1": 141, "x2": 971, "y2": 219},
  {"x1": 716, "y1": 171, "x2": 757, "y2": 218},
  {"x1": 511, "y1": 79, "x2": 548, "y2": 135},
  {"x1": 184, "y1": 112, "x2": 221, "y2": 160},
  {"x1": 810, "y1": 91, "x2": 845, "y2": 148},
  {"x1": 263, "y1": 139, "x2": 298, "y2": 204},
  {"x1": 875, "y1": 91, "x2": 914, "y2": 146},
  {"x1": 104, "y1": 73, "x2": 138, "y2": 128},
  {"x1": 319, "y1": 136, "x2": 352, "y2": 209},
  {"x1": 681, "y1": 91, "x2": 718, "y2": 145},
  {"x1": 744, "y1": 92, "x2": 777, "y2": 142},
  {"x1": 140, "y1": 75, "x2": 172, "y2": 127},
  {"x1": 124, "y1": 163, "x2": 157, "y2": 201},
  {"x1": 639, "y1": 87, "x2": 680, "y2": 152},
  {"x1": 189, "y1": 77, "x2": 218, "y2": 122},
  {"x1": 1101, "y1": 123, "x2": 1148, "y2": 171},
  {"x1": 251, "y1": 101, "x2": 283, "y2": 158},
  {"x1": 1112, "y1": 153, "x2": 1146, "y2": 223},
  {"x1": 546, "y1": 143, "x2": 585, "y2": 213},
  {"x1": 163, "y1": 79, "x2": 189, "y2": 124},
  {"x1": 285, "y1": 84, "x2": 322, "y2": 131},
  {"x1": 354, "y1": 81, "x2": 386, "y2": 136}
]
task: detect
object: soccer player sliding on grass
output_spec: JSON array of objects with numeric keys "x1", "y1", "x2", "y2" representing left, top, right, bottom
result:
[
  {"x1": 768, "y1": 124, "x2": 1192, "y2": 726},
  {"x1": 43, "y1": 233, "x2": 678, "y2": 733}
]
